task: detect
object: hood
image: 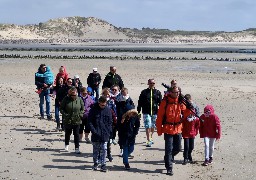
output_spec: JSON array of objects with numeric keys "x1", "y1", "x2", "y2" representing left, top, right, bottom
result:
[
  {"x1": 46, "y1": 66, "x2": 51, "y2": 72},
  {"x1": 204, "y1": 104, "x2": 215, "y2": 114},
  {"x1": 61, "y1": 66, "x2": 67, "y2": 73},
  {"x1": 87, "y1": 87, "x2": 93, "y2": 93}
]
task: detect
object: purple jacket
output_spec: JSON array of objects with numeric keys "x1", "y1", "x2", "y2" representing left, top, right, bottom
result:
[{"x1": 80, "y1": 95, "x2": 95, "y2": 118}]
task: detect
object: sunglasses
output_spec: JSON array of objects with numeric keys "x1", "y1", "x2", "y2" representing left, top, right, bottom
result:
[
  {"x1": 67, "y1": 81, "x2": 72, "y2": 83},
  {"x1": 112, "y1": 89, "x2": 118, "y2": 91}
]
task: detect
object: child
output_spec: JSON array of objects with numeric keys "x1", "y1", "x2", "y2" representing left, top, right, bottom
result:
[
  {"x1": 35, "y1": 66, "x2": 54, "y2": 94},
  {"x1": 119, "y1": 109, "x2": 140, "y2": 170},
  {"x1": 54, "y1": 66, "x2": 69, "y2": 85},
  {"x1": 87, "y1": 87, "x2": 95, "y2": 101},
  {"x1": 199, "y1": 104, "x2": 221, "y2": 166},
  {"x1": 182, "y1": 94, "x2": 200, "y2": 165}
]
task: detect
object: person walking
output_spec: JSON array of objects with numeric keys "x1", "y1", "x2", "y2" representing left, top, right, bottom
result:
[
  {"x1": 137, "y1": 79, "x2": 162, "y2": 147},
  {"x1": 199, "y1": 104, "x2": 221, "y2": 166},
  {"x1": 35, "y1": 64, "x2": 53, "y2": 120},
  {"x1": 156, "y1": 86, "x2": 186, "y2": 176},
  {"x1": 60, "y1": 87, "x2": 84, "y2": 154},
  {"x1": 87, "y1": 68, "x2": 101, "y2": 101},
  {"x1": 102, "y1": 66, "x2": 124, "y2": 89},
  {"x1": 88, "y1": 96, "x2": 113, "y2": 172}
]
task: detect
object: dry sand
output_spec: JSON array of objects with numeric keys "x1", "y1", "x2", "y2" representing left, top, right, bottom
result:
[{"x1": 0, "y1": 50, "x2": 256, "y2": 180}]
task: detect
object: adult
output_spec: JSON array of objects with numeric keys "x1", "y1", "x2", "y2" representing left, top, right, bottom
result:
[
  {"x1": 156, "y1": 86, "x2": 186, "y2": 176},
  {"x1": 35, "y1": 64, "x2": 53, "y2": 120},
  {"x1": 137, "y1": 79, "x2": 162, "y2": 147},
  {"x1": 73, "y1": 75, "x2": 83, "y2": 96},
  {"x1": 102, "y1": 66, "x2": 124, "y2": 90},
  {"x1": 88, "y1": 96, "x2": 113, "y2": 172},
  {"x1": 79, "y1": 87, "x2": 95, "y2": 143},
  {"x1": 87, "y1": 68, "x2": 101, "y2": 101},
  {"x1": 60, "y1": 87, "x2": 84, "y2": 154}
]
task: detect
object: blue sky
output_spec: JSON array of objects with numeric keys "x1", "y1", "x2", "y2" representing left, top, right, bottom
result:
[{"x1": 1, "y1": 0, "x2": 255, "y2": 32}]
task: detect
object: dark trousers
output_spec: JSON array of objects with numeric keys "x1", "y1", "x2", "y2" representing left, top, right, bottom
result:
[
  {"x1": 65, "y1": 124, "x2": 80, "y2": 149},
  {"x1": 112, "y1": 126, "x2": 117, "y2": 139},
  {"x1": 183, "y1": 138, "x2": 194, "y2": 160},
  {"x1": 164, "y1": 133, "x2": 181, "y2": 170},
  {"x1": 79, "y1": 117, "x2": 90, "y2": 134},
  {"x1": 107, "y1": 140, "x2": 112, "y2": 157}
]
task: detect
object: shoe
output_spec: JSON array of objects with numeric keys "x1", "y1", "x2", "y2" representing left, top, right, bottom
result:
[
  {"x1": 166, "y1": 169, "x2": 174, "y2": 176},
  {"x1": 39, "y1": 116, "x2": 44, "y2": 120},
  {"x1": 112, "y1": 139, "x2": 117, "y2": 145},
  {"x1": 150, "y1": 138, "x2": 154, "y2": 144},
  {"x1": 92, "y1": 163, "x2": 99, "y2": 170},
  {"x1": 64, "y1": 145, "x2": 69, "y2": 151},
  {"x1": 119, "y1": 149, "x2": 123, "y2": 157},
  {"x1": 108, "y1": 155, "x2": 113, "y2": 162},
  {"x1": 183, "y1": 159, "x2": 188, "y2": 165},
  {"x1": 36, "y1": 89, "x2": 42, "y2": 94},
  {"x1": 125, "y1": 163, "x2": 130, "y2": 170},
  {"x1": 47, "y1": 115, "x2": 52, "y2": 121},
  {"x1": 75, "y1": 148, "x2": 81, "y2": 154},
  {"x1": 209, "y1": 157, "x2": 213, "y2": 164},
  {"x1": 85, "y1": 137, "x2": 91, "y2": 144},
  {"x1": 146, "y1": 141, "x2": 152, "y2": 147},
  {"x1": 128, "y1": 154, "x2": 134, "y2": 159},
  {"x1": 202, "y1": 159, "x2": 209, "y2": 166},
  {"x1": 100, "y1": 165, "x2": 107, "y2": 172}
]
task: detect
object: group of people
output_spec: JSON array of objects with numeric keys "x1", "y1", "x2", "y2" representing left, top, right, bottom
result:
[{"x1": 35, "y1": 64, "x2": 222, "y2": 175}]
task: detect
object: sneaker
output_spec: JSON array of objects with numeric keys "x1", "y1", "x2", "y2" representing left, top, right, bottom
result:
[
  {"x1": 75, "y1": 148, "x2": 81, "y2": 154},
  {"x1": 166, "y1": 169, "x2": 174, "y2": 176},
  {"x1": 108, "y1": 155, "x2": 113, "y2": 162},
  {"x1": 100, "y1": 165, "x2": 107, "y2": 172},
  {"x1": 146, "y1": 141, "x2": 152, "y2": 147},
  {"x1": 85, "y1": 137, "x2": 91, "y2": 144},
  {"x1": 183, "y1": 159, "x2": 188, "y2": 165},
  {"x1": 119, "y1": 149, "x2": 123, "y2": 157},
  {"x1": 150, "y1": 138, "x2": 154, "y2": 144},
  {"x1": 64, "y1": 145, "x2": 69, "y2": 151},
  {"x1": 209, "y1": 157, "x2": 213, "y2": 164},
  {"x1": 92, "y1": 163, "x2": 99, "y2": 170},
  {"x1": 125, "y1": 163, "x2": 130, "y2": 170},
  {"x1": 36, "y1": 89, "x2": 42, "y2": 94},
  {"x1": 39, "y1": 116, "x2": 44, "y2": 120},
  {"x1": 112, "y1": 139, "x2": 117, "y2": 145},
  {"x1": 47, "y1": 115, "x2": 52, "y2": 121},
  {"x1": 202, "y1": 159, "x2": 209, "y2": 166}
]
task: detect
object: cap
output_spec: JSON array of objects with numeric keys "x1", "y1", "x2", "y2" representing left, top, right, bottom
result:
[
  {"x1": 93, "y1": 68, "x2": 97, "y2": 72},
  {"x1": 74, "y1": 75, "x2": 79, "y2": 79}
]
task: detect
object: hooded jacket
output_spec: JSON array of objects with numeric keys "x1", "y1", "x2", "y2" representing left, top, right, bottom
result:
[
  {"x1": 181, "y1": 108, "x2": 200, "y2": 138},
  {"x1": 54, "y1": 66, "x2": 69, "y2": 84},
  {"x1": 199, "y1": 105, "x2": 221, "y2": 139},
  {"x1": 35, "y1": 66, "x2": 54, "y2": 85},
  {"x1": 80, "y1": 95, "x2": 95, "y2": 118},
  {"x1": 102, "y1": 72, "x2": 124, "y2": 89},
  {"x1": 156, "y1": 95, "x2": 186, "y2": 135},
  {"x1": 88, "y1": 103, "x2": 113, "y2": 142},
  {"x1": 60, "y1": 95, "x2": 84, "y2": 125}
]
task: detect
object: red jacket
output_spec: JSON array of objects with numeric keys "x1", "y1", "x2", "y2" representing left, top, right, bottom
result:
[
  {"x1": 156, "y1": 95, "x2": 186, "y2": 135},
  {"x1": 182, "y1": 109, "x2": 200, "y2": 138},
  {"x1": 54, "y1": 66, "x2": 69, "y2": 85},
  {"x1": 199, "y1": 105, "x2": 221, "y2": 139}
]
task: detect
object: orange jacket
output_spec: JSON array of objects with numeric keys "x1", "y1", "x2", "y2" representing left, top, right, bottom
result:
[{"x1": 156, "y1": 96, "x2": 186, "y2": 135}]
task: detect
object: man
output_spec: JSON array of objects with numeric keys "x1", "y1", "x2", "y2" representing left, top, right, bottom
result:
[
  {"x1": 60, "y1": 87, "x2": 84, "y2": 154},
  {"x1": 88, "y1": 96, "x2": 113, "y2": 172},
  {"x1": 35, "y1": 64, "x2": 52, "y2": 120},
  {"x1": 87, "y1": 68, "x2": 101, "y2": 101},
  {"x1": 102, "y1": 66, "x2": 124, "y2": 90},
  {"x1": 156, "y1": 86, "x2": 186, "y2": 176},
  {"x1": 137, "y1": 79, "x2": 162, "y2": 147}
]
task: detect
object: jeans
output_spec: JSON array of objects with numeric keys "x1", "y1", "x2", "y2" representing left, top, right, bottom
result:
[
  {"x1": 92, "y1": 87, "x2": 99, "y2": 102},
  {"x1": 204, "y1": 137, "x2": 216, "y2": 160},
  {"x1": 65, "y1": 124, "x2": 80, "y2": 149},
  {"x1": 55, "y1": 102, "x2": 60, "y2": 124},
  {"x1": 183, "y1": 138, "x2": 195, "y2": 159},
  {"x1": 164, "y1": 133, "x2": 181, "y2": 170},
  {"x1": 92, "y1": 142, "x2": 107, "y2": 165},
  {"x1": 123, "y1": 144, "x2": 134, "y2": 165},
  {"x1": 39, "y1": 88, "x2": 50, "y2": 117}
]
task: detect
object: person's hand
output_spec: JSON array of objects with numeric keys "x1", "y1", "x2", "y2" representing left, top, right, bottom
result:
[{"x1": 43, "y1": 83, "x2": 48, "y2": 88}]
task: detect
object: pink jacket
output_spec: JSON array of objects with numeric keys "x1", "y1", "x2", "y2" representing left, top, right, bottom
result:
[{"x1": 199, "y1": 105, "x2": 221, "y2": 139}]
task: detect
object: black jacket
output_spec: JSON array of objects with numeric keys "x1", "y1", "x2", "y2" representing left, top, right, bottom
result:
[
  {"x1": 35, "y1": 67, "x2": 45, "y2": 89},
  {"x1": 88, "y1": 103, "x2": 113, "y2": 142},
  {"x1": 87, "y1": 72, "x2": 101, "y2": 88},
  {"x1": 116, "y1": 97, "x2": 135, "y2": 128},
  {"x1": 58, "y1": 85, "x2": 72, "y2": 104},
  {"x1": 119, "y1": 116, "x2": 140, "y2": 146},
  {"x1": 137, "y1": 88, "x2": 162, "y2": 115},
  {"x1": 102, "y1": 72, "x2": 124, "y2": 89}
]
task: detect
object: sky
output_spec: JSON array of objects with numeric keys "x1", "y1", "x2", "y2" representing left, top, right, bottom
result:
[{"x1": 0, "y1": 0, "x2": 255, "y2": 32}]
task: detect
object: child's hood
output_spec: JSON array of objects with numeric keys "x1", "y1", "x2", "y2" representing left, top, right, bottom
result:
[{"x1": 204, "y1": 104, "x2": 214, "y2": 114}]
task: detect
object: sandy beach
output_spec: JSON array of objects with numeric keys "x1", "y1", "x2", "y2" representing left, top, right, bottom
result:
[{"x1": 0, "y1": 47, "x2": 256, "y2": 179}]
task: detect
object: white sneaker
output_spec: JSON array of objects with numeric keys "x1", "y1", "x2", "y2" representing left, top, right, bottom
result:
[
  {"x1": 75, "y1": 148, "x2": 81, "y2": 154},
  {"x1": 65, "y1": 145, "x2": 69, "y2": 151},
  {"x1": 119, "y1": 149, "x2": 123, "y2": 157}
]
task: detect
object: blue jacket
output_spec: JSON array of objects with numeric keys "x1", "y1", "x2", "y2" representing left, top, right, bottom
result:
[{"x1": 88, "y1": 103, "x2": 113, "y2": 142}]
